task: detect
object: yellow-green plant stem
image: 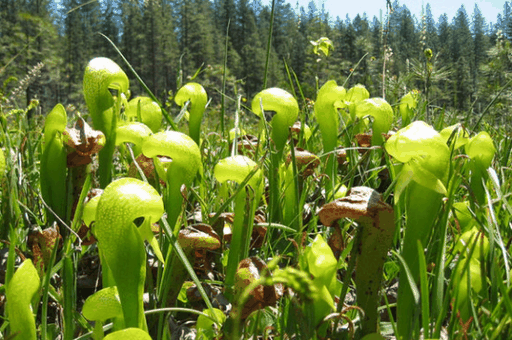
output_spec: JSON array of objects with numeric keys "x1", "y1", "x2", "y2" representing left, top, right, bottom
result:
[
  {"x1": 396, "y1": 184, "x2": 443, "y2": 338},
  {"x1": 355, "y1": 210, "x2": 395, "y2": 335}
]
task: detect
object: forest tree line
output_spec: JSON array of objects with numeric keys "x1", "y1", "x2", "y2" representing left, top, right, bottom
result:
[{"x1": 1, "y1": 0, "x2": 512, "y2": 119}]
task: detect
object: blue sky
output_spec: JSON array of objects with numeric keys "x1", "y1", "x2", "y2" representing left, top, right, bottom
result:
[{"x1": 282, "y1": 0, "x2": 506, "y2": 24}]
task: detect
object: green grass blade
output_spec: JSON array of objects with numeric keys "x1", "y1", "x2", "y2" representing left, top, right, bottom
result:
[{"x1": 417, "y1": 240, "x2": 430, "y2": 338}]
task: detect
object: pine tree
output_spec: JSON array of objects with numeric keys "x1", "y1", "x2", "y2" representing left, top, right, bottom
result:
[
  {"x1": 271, "y1": 0, "x2": 296, "y2": 63},
  {"x1": 186, "y1": 0, "x2": 217, "y2": 75},
  {"x1": 238, "y1": 0, "x2": 266, "y2": 95},
  {"x1": 451, "y1": 5, "x2": 474, "y2": 109},
  {"x1": 120, "y1": 0, "x2": 145, "y2": 95},
  {"x1": 0, "y1": 0, "x2": 61, "y2": 110},
  {"x1": 502, "y1": 1, "x2": 512, "y2": 39},
  {"x1": 395, "y1": 5, "x2": 417, "y2": 74},
  {"x1": 472, "y1": 3, "x2": 489, "y2": 108},
  {"x1": 423, "y1": 4, "x2": 439, "y2": 53},
  {"x1": 62, "y1": 0, "x2": 101, "y2": 103}
]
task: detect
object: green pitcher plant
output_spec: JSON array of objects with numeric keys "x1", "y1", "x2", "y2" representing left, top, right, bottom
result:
[
  {"x1": 299, "y1": 234, "x2": 340, "y2": 330},
  {"x1": 104, "y1": 328, "x2": 152, "y2": 340},
  {"x1": 314, "y1": 81, "x2": 346, "y2": 155},
  {"x1": 251, "y1": 87, "x2": 299, "y2": 153},
  {"x1": 344, "y1": 83, "x2": 370, "y2": 132},
  {"x1": 6, "y1": 259, "x2": 40, "y2": 340},
  {"x1": 251, "y1": 88, "x2": 298, "y2": 223},
  {"x1": 451, "y1": 227, "x2": 490, "y2": 322},
  {"x1": 116, "y1": 122, "x2": 153, "y2": 157},
  {"x1": 398, "y1": 90, "x2": 419, "y2": 126},
  {"x1": 385, "y1": 120, "x2": 451, "y2": 338},
  {"x1": 439, "y1": 123, "x2": 470, "y2": 151},
  {"x1": 82, "y1": 286, "x2": 123, "y2": 339},
  {"x1": 41, "y1": 103, "x2": 68, "y2": 224},
  {"x1": 125, "y1": 96, "x2": 163, "y2": 133},
  {"x1": 465, "y1": 131, "x2": 496, "y2": 206},
  {"x1": 353, "y1": 98, "x2": 393, "y2": 147},
  {"x1": 93, "y1": 177, "x2": 165, "y2": 330},
  {"x1": 175, "y1": 82, "x2": 208, "y2": 146},
  {"x1": 141, "y1": 130, "x2": 202, "y2": 234},
  {"x1": 214, "y1": 155, "x2": 263, "y2": 298},
  {"x1": 318, "y1": 187, "x2": 395, "y2": 337},
  {"x1": 83, "y1": 57, "x2": 130, "y2": 188}
]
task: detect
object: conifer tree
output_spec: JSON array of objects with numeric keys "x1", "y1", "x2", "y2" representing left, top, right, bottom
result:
[
  {"x1": 472, "y1": 4, "x2": 489, "y2": 107},
  {"x1": 423, "y1": 4, "x2": 439, "y2": 53},
  {"x1": 451, "y1": 5, "x2": 474, "y2": 109}
]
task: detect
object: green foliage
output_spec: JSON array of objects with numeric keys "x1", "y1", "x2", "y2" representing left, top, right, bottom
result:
[{"x1": 310, "y1": 37, "x2": 334, "y2": 57}]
